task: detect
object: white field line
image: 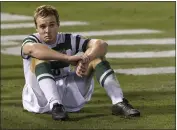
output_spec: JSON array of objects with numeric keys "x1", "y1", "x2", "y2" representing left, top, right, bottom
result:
[
  {"x1": 107, "y1": 38, "x2": 175, "y2": 45},
  {"x1": 1, "y1": 46, "x2": 175, "y2": 59},
  {"x1": 1, "y1": 46, "x2": 21, "y2": 56},
  {"x1": 1, "y1": 38, "x2": 175, "y2": 46},
  {"x1": 106, "y1": 50, "x2": 175, "y2": 58},
  {"x1": 114, "y1": 67, "x2": 175, "y2": 75},
  {"x1": 73, "y1": 29, "x2": 162, "y2": 36},
  {"x1": 1, "y1": 41, "x2": 20, "y2": 46},
  {"x1": 1, "y1": 13, "x2": 33, "y2": 21},
  {"x1": 1, "y1": 22, "x2": 89, "y2": 29},
  {"x1": 1, "y1": 46, "x2": 175, "y2": 75},
  {"x1": 1, "y1": 29, "x2": 162, "y2": 42}
]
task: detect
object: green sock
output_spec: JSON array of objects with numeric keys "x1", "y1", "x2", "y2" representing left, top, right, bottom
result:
[
  {"x1": 95, "y1": 61, "x2": 114, "y2": 87},
  {"x1": 35, "y1": 62, "x2": 61, "y2": 109},
  {"x1": 95, "y1": 60, "x2": 123, "y2": 104},
  {"x1": 35, "y1": 62, "x2": 54, "y2": 82}
]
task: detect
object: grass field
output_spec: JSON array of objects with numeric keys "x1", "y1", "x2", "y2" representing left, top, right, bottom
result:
[{"x1": 1, "y1": 1, "x2": 176, "y2": 129}]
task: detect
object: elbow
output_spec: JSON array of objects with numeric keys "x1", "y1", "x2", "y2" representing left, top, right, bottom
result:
[
  {"x1": 97, "y1": 39, "x2": 108, "y2": 53},
  {"x1": 97, "y1": 39, "x2": 108, "y2": 48}
]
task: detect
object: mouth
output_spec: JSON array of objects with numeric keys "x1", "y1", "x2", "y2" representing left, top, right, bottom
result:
[{"x1": 45, "y1": 36, "x2": 51, "y2": 38}]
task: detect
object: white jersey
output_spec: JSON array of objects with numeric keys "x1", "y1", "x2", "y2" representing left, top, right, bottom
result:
[
  {"x1": 21, "y1": 33, "x2": 94, "y2": 113},
  {"x1": 21, "y1": 32, "x2": 90, "y2": 82}
]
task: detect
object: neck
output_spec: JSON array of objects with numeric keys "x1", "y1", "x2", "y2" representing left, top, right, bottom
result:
[{"x1": 44, "y1": 36, "x2": 57, "y2": 45}]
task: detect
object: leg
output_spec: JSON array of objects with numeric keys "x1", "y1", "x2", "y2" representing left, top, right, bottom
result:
[
  {"x1": 82, "y1": 49, "x2": 123, "y2": 104},
  {"x1": 31, "y1": 58, "x2": 68, "y2": 120},
  {"x1": 82, "y1": 50, "x2": 140, "y2": 117},
  {"x1": 87, "y1": 57, "x2": 124, "y2": 104}
]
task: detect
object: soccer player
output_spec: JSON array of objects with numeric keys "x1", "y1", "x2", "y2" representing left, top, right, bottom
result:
[{"x1": 21, "y1": 5, "x2": 140, "y2": 120}]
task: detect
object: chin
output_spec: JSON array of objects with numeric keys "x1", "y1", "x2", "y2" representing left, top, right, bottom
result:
[{"x1": 44, "y1": 39, "x2": 52, "y2": 44}]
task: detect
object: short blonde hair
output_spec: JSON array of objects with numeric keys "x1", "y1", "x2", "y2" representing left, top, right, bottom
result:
[{"x1": 34, "y1": 5, "x2": 60, "y2": 27}]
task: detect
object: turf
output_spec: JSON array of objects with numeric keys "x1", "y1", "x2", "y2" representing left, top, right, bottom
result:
[
  {"x1": 108, "y1": 44, "x2": 175, "y2": 52},
  {"x1": 1, "y1": 1, "x2": 175, "y2": 129}
]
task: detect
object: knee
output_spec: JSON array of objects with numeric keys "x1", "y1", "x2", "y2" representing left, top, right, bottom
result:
[{"x1": 89, "y1": 56, "x2": 106, "y2": 69}]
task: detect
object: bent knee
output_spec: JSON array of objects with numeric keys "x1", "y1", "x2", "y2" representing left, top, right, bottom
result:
[{"x1": 90, "y1": 56, "x2": 106, "y2": 69}]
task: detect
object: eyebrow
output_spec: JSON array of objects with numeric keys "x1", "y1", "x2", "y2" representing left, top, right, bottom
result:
[
  {"x1": 38, "y1": 21, "x2": 56, "y2": 26},
  {"x1": 49, "y1": 21, "x2": 55, "y2": 24}
]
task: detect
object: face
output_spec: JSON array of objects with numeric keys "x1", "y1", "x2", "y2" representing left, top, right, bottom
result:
[{"x1": 36, "y1": 15, "x2": 59, "y2": 44}]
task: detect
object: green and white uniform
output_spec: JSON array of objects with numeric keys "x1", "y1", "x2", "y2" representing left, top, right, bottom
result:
[{"x1": 21, "y1": 33, "x2": 94, "y2": 113}]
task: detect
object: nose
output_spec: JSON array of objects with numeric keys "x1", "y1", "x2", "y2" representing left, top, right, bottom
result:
[{"x1": 45, "y1": 26, "x2": 50, "y2": 33}]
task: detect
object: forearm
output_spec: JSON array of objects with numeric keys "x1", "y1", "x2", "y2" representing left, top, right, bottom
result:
[
  {"x1": 28, "y1": 44, "x2": 69, "y2": 61},
  {"x1": 86, "y1": 39, "x2": 108, "y2": 61}
]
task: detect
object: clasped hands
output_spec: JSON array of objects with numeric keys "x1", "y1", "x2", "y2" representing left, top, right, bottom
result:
[
  {"x1": 75, "y1": 54, "x2": 91, "y2": 77},
  {"x1": 67, "y1": 54, "x2": 91, "y2": 77}
]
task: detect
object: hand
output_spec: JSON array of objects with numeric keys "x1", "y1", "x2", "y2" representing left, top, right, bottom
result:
[
  {"x1": 76, "y1": 54, "x2": 91, "y2": 77},
  {"x1": 76, "y1": 60, "x2": 89, "y2": 77},
  {"x1": 67, "y1": 55, "x2": 82, "y2": 66}
]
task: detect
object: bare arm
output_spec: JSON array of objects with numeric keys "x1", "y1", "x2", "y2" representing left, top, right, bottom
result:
[
  {"x1": 75, "y1": 39, "x2": 108, "y2": 77},
  {"x1": 85, "y1": 39, "x2": 108, "y2": 61},
  {"x1": 22, "y1": 42, "x2": 81, "y2": 63}
]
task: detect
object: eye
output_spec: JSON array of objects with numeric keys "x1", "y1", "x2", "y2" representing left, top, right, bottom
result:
[
  {"x1": 50, "y1": 24, "x2": 55, "y2": 27},
  {"x1": 40, "y1": 25, "x2": 46, "y2": 29}
]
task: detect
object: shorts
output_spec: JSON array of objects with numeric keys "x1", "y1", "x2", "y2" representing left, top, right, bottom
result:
[{"x1": 22, "y1": 71, "x2": 94, "y2": 113}]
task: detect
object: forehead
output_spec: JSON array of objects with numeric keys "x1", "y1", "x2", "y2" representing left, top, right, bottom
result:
[{"x1": 36, "y1": 15, "x2": 57, "y2": 25}]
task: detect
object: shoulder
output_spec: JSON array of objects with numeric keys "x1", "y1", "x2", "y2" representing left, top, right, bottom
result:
[{"x1": 23, "y1": 33, "x2": 41, "y2": 44}]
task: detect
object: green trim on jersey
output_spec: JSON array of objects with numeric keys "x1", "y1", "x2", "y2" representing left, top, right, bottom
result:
[
  {"x1": 21, "y1": 34, "x2": 41, "y2": 59},
  {"x1": 22, "y1": 37, "x2": 36, "y2": 44},
  {"x1": 31, "y1": 34, "x2": 41, "y2": 43}
]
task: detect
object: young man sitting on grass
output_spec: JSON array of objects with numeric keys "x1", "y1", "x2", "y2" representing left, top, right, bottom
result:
[{"x1": 21, "y1": 5, "x2": 140, "y2": 120}]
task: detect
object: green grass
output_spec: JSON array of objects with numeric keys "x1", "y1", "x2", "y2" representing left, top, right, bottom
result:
[
  {"x1": 1, "y1": 27, "x2": 175, "y2": 38},
  {"x1": 1, "y1": 1, "x2": 175, "y2": 35},
  {"x1": 1, "y1": 1, "x2": 176, "y2": 129},
  {"x1": 1, "y1": 2, "x2": 175, "y2": 29},
  {"x1": 1, "y1": 66, "x2": 176, "y2": 129},
  {"x1": 108, "y1": 44, "x2": 175, "y2": 52},
  {"x1": 1, "y1": 55, "x2": 175, "y2": 129},
  {"x1": 108, "y1": 57, "x2": 175, "y2": 69}
]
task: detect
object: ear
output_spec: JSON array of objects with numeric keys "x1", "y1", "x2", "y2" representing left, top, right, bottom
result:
[
  {"x1": 35, "y1": 25, "x2": 38, "y2": 32},
  {"x1": 58, "y1": 20, "x2": 60, "y2": 27}
]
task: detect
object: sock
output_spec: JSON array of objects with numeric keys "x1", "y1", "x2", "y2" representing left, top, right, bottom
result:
[
  {"x1": 95, "y1": 61, "x2": 123, "y2": 104},
  {"x1": 35, "y1": 62, "x2": 61, "y2": 110}
]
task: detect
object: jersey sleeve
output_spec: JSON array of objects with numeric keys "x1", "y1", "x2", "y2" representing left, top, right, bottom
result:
[
  {"x1": 70, "y1": 34, "x2": 91, "y2": 54},
  {"x1": 21, "y1": 34, "x2": 40, "y2": 59}
]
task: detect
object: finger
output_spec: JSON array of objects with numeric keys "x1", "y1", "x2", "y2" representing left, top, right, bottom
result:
[
  {"x1": 81, "y1": 55, "x2": 89, "y2": 64},
  {"x1": 82, "y1": 57, "x2": 89, "y2": 64},
  {"x1": 76, "y1": 66, "x2": 86, "y2": 77},
  {"x1": 77, "y1": 66, "x2": 86, "y2": 73},
  {"x1": 76, "y1": 65, "x2": 83, "y2": 75},
  {"x1": 76, "y1": 70, "x2": 83, "y2": 77},
  {"x1": 80, "y1": 64, "x2": 86, "y2": 70},
  {"x1": 75, "y1": 56, "x2": 82, "y2": 61}
]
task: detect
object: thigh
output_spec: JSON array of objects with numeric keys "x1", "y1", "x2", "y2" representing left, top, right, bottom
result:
[
  {"x1": 58, "y1": 72, "x2": 94, "y2": 112},
  {"x1": 72, "y1": 72, "x2": 94, "y2": 97}
]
